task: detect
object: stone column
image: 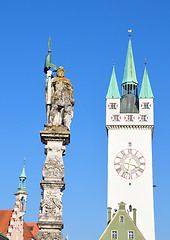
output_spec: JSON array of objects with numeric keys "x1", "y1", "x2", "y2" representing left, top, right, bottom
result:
[{"x1": 37, "y1": 66, "x2": 74, "y2": 240}]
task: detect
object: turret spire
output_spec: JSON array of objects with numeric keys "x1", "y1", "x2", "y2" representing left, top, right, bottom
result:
[
  {"x1": 106, "y1": 64, "x2": 120, "y2": 99},
  {"x1": 139, "y1": 64, "x2": 154, "y2": 98},
  {"x1": 16, "y1": 158, "x2": 27, "y2": 194},
  {"x1": 122, "y1": 33, "x2": 138, "y2": 96}
]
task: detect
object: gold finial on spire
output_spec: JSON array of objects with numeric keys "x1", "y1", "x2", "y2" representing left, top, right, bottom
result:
[
  {"x1": 128, "y1": 29, "x2": 132, "y2": 37},
  {"x1": 145, "y1": 58, "x2": 147, "y2": 65}
]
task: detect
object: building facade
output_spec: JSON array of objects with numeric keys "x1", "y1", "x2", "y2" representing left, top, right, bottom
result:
[
  {"x1": 0, "y1": 163, "x2": 38, "y2": 240},
  {"x1": 100, "y1": 34, "x2": 155, "y2": 240}
]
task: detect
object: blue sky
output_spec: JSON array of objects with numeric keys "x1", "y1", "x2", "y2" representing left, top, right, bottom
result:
[{"x1": 0, "y1": 0, "x2": 169, "y2": 239}]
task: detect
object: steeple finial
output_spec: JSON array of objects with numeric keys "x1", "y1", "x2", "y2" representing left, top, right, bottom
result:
[
  {"x1": 122, "y1": 33, "x2": 138, "y2": 96},
  {"x1": 128, "y1": 29, "x2": 132, "y2": 37}
]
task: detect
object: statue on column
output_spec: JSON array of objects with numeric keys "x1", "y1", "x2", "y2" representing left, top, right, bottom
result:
[{"x1": 44, "y1": 37, "x2": 75, "y2": 131}]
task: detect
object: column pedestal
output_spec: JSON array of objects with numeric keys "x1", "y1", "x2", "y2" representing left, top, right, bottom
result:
[{"x1": 37, "y1": 130, "x2": 70, "y2": 240}]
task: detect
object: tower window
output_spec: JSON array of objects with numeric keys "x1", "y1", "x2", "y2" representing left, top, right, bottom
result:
[
  {"x1": 127, "y1": 115, "x2": 133, "y2": 121},
  {"x1": 114, "y1": 115, "x2": 118, "y2": 121},
  {"x1": 108, "y1": 103, "x2": 118, "y2": 109},
  {"x1": 141, "y1": 115, "x2": 147, "y2": 121},
  {"x1": 119, "y1": 216, "x2": 124, "y2": 222},
  {"x1": 128, "y1": 231, "x2": 134, "y2": 239},
  {"x1": 112, "y1": 231, "x2": 118, "y2": 239},
  {"x1": 111, "y1": 103, "x2": 116, "y2": 109},
  {"x1": 111, "y1": 115, "x2": 121, "y2": 122},
  {"x1": 144, "y1": 103, "x2": 149, "y2": 109}
]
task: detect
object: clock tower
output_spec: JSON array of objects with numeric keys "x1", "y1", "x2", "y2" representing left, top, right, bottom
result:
[{"x1": 106, "y1": 35, "x2": 155, "y2": 240}]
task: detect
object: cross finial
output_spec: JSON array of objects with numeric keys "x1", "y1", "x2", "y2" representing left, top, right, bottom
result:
[{"x1": 145, "y1": 57, "x2": 147, "y2": 65}]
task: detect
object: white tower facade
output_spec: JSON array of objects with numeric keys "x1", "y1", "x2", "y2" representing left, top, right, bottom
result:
[{"x1": 106, "y1": 36, "x2": 155, "y2": 240}]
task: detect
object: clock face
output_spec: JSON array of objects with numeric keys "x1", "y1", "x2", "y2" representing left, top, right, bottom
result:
[{"x1": 114, "y1": 149, "x2": 146, "y2": 179}]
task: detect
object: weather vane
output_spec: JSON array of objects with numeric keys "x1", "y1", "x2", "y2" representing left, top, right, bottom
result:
[{"x1": 128, "y1": 29, "x2": 132, "y2": 37}]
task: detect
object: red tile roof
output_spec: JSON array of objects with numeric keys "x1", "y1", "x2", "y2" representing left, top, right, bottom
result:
[
  {"x1": 0, "y1": 210, "x2": 38, "y2": 240},
  {"x1": 0, "y1": 210, "x2": 13, "y2": 234},
  {"x1": 26, "y1": 223, "x2": 39, "y2": 238},
  {"x1": 23, "y1": 222, "x2": 35, "y2": 240}
]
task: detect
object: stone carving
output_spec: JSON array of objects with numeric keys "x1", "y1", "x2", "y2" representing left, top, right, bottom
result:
[
  {"x1": 45, "y1": 66, "x2": 75, "y2": 130},
  {"x1": 36, "y1": 231, "x2": 63, "y2": 240},
  {"x1": 39, "y1": 196, "x2": 62, "y2": 219},
  {"x1": 42, "y1": 142, "x2": 65, "y2": 181}
]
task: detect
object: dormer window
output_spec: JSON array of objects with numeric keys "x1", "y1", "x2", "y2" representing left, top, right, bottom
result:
[
  {"x1": 112, "y1": 231, "x2": 118, "y2": 239},
  {"x1": 128, "y1": 231, "x2": 134, "y2": 239},
  {"x1": 119, "y1": 216, "x2": 124, "y2": 222}
]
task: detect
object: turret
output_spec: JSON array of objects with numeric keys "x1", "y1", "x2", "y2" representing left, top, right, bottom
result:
[
  {"x1": 15, "y1": 159, "x2": 27, "y2": 212},
  {"x1": 9, "y1": 160, "x2": 28, "y2": 240}
]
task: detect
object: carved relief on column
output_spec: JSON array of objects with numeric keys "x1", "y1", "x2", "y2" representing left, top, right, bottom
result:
[
  {"x1": 38, "y1": 140, "x2": 66, "y2": 230},
  {"x1": 42, "y1": 141, "x2": 65, "y2": 181},
  {"x1": 36, "y1": 230, "x2": 63, "y2": 240}
]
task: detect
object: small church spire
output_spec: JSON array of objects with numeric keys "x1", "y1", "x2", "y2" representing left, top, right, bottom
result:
[
  {"x1": 122, "y1": 32, "x2": 138, "y2": 96},
  {"x1": 139, "y1": 64, "x2": 154, "y2": 98},
  {"x1": 16, "y1": 158, "x2": 27, "y2": 194},
  {"x1": 106, "y1": 64, "x2": 120, "y2": 99}
]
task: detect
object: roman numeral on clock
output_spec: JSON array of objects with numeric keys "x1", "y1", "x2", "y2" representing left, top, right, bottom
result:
[
  {"x1": 139, "y1": 168, "x2": 144, "y2": 173},
  {"x1": 128, "y1": 149, "x2": 132, "y2": 154},
  {"x1": 116, "y1": 168, "x2": 121, "y2": 173},
  {"x1": 121, "y1": 150, "x2": 125, "y2": 155},
  {"x1": 115, "y1": 162, "x2": 120, "y2": 166},
  {"x1": 121, "y1": 172, "x2": 127, "y2": 178}
]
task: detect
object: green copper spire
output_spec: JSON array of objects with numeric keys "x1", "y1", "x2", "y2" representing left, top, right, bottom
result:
[
  {"x1": 106, "y1": 65, "x2": 120, "y2": 98},
  {"x1": 139, "y1": 65, "x2": 154, "y2": 98},
  {"x1": 15, "y1": 158, "x2": 27, "y2": 194},
  {"x1": 122, "y1": 35, "x2": 138, "y2": 85},
  {"x1": 20, "y1": 158, "x2": 26, "y2": 180}
]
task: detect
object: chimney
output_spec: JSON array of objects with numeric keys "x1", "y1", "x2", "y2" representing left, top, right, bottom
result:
[
  {"x1": 133, "y1": 208, "x2": 137, "y2": 225},
  {"x1": 107, "y1": 207, "x2": 112, "y2": 225}
]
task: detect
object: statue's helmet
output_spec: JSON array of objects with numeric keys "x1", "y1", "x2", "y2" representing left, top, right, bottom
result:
[{"x1": 57, "y1": 66, "x2": 65, "y2": 78}]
